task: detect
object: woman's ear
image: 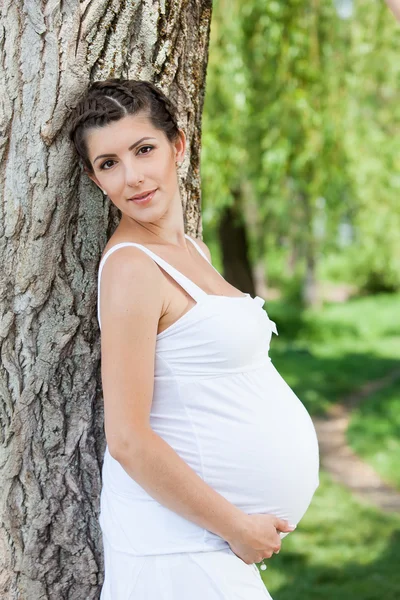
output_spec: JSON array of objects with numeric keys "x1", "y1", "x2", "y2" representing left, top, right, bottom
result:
[
  {"x1": 84, "y1": 167, "x2": 102, "y2": 191},
  {"x1": 174, "y1": 129, "x2": 186, "y2": 164}
]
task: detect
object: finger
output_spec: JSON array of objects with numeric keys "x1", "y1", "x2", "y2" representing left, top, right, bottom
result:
[
  {"x1": 273, "y1": 541, "x2": 281, "y2": 554},
  {"x1": 274, "y1": 518, "x2": 297, "y2": 532}
]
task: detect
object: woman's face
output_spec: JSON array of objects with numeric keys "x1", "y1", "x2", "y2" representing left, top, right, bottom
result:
[{"x1": 85, "y1": 112, "x2": 186, "y2": 223}]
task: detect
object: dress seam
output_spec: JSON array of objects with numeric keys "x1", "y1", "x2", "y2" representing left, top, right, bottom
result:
[{"x1": 154, "y1": 357, "x2": 273, "y2": 383}]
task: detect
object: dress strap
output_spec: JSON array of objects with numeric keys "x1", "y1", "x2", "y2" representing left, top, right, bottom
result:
[
  {"x1": 184, "y1": 234, "x2": 223, "y2": 279},
  {"x1": 184, "y1": 234, "x2": 210, "y2": 262},
  {"x1": 97, "y1": 242, "x2": 208, "y2": 329}
]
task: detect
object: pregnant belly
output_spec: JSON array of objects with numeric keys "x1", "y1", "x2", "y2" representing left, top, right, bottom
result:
[
  {"x1": 182, "y1": 362, "x2": 320, "y2": 529},
  {"x1": 106, "y1": 361, "x2": 319, "y2": 534}
]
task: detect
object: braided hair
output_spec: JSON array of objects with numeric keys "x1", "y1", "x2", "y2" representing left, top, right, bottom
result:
[{"x1": 68, "y1": 78, "x2": 181, "y2": 174}]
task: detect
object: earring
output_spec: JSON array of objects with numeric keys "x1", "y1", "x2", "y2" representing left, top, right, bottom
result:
[{"x1": 101, "y1": 189, "x2": 107, "y2": 195}]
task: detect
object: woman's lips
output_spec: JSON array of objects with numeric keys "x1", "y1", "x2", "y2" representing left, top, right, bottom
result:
[{"x1": 130, "y1": 189, "x2": 157, "y2": 205}]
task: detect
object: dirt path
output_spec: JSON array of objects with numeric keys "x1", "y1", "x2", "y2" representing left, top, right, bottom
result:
[{"x1": 312, "y1": 368, "x2": 400, "y2": 513}]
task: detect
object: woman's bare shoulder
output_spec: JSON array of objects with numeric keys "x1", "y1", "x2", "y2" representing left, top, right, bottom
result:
[
  {"x1": 98, "y1": 235, "x2": 162, "y2": 291},
  {"x1": 98, "y1": 243, "x2": 164, "y2": 332},
  {"x1": 100, "y1": 233, "x2": 144, "y2": 262}
]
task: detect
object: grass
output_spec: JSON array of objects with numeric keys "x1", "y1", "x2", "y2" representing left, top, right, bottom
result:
[
  {"x1": 259, "y1": 471, "x2": 400, "y2": 600},
  {"x1": 267, "y1": 292, "x2": 400, "y2": 415},
  {"x1": 347, "y1": 380, "x2": 400, "y2": 490}
]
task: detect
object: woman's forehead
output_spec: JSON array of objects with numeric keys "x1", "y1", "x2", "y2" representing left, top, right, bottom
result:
[{"x1": 86, "y1": 114, "x2": 162, "y2": 158}]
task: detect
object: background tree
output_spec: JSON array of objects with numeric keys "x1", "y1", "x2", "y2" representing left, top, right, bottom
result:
[
  {"x1": 344, "y1": 0, "x2": 400, "y2": 292},
  {"x1": 200, "y1": 0, "x2": 256, "y2": 293},
  {"x1": 0, "y1": 1, "x2": 212, "y2": 598},
  {"x1": 202, "y1": 0, "x2": 400, "y2": 306},
  {"x1": 239, "y1": 0, "x2": 354, "y2": 307}
]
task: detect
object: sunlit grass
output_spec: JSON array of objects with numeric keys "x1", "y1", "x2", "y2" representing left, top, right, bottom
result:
[
  {"x1": 347, "y1": 381, "x2": 400, "y2": 490},
  {"x1": 260, "y1": 471, "x2": 400, "y2": 599},
  {"x1": 267, "y1": 292, "x2": 400, "y2": 415}
]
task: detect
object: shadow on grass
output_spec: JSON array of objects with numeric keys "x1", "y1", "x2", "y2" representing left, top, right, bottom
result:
[
  {"x1": 269, "y1": 346, "x2": 400, "y2": 416},
  {"x1": 266, "y1": 292, "x2": 400, "y2": 344},
  {"x1": 267, "y1": 304, "x2": 361, "y2": 341},
  {"x1": 269, "y1": 527, "x2": 400, "y2": 600},
  {"x1": 347, "y1": 380, "x2": 400, "y2": 489},
  {"x1": 263, "y1": 291, "x2": 400, "y2": 415}
]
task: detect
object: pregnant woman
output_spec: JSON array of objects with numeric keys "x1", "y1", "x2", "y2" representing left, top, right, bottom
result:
[{"x1": 68, "y1": 78, "x2": 320, "y2": 599}]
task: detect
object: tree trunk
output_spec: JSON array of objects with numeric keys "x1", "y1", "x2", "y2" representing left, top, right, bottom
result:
[
  {"x1": 240, "y1": 180, "x2": 269, "y2": 298},
  {"x1": 302, "y1": 249, "x2": 320, "y2": 308},
  {"x1": 299, "y1": 193, "x2": 320, "y2": 309},
  {"x1": 0, "y1": 1, "x2": 212, "y2": 598},
  {"x1": 218, "y1": 188, "x2": 256, "y2": 297}
]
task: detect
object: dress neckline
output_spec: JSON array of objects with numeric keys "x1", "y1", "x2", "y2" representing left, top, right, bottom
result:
[
  {"x1": 97, "y1": 235, "x2": 270, "y2": 334},
  {"x1": 99, "y1": 234, "x2": 249, "y2": 301}
]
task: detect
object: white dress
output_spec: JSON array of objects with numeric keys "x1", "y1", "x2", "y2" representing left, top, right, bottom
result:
[
  {"x1": 101, "y1": 541, "x2": 273, "y2": 599},
  {"x1": 97, "y1": 234, "x2": 320, "y2": 598}
]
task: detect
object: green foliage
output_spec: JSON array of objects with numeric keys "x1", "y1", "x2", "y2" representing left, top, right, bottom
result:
[
  {"x1": 201, "y1": 0, "x2": 249, "y2": 228},
  {"x1": 201, "y1": 0, "x2": 400, "y2": 294},
  {"x1": 342, "y1": 1, "x2": 400, "y2": 292}
]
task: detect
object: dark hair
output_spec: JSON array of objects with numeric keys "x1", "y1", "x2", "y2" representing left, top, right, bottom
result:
[{"x1": 68, "y1": 78, "x2": 181, "y2": 175}]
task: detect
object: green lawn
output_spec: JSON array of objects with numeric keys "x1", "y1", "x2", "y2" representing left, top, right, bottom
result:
[
  {"x1": 256, "y1": 292, "x2": 400, "y2": 598},
  {"x1": 267, "y1": 293, "x2": 400, "y2": 415},
  {"x1": 259, "y1": 471, "x2": 400, "y2": 600},
  {"x1": 347, "y1": 380, "x2": 400, "y2": 490}
]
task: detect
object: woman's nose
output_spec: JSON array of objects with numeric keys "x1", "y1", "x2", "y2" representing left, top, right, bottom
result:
[{"x1": 124, "y1": 163, "x2": 144, "y2": 187}]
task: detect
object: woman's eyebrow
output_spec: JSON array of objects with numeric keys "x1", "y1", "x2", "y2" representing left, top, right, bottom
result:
[{"x1": 94, "y1": 137, "x2": 157, "y2": 163}]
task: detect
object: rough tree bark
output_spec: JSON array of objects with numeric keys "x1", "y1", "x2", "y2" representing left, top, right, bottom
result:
[{"x1": 0, "y1": 1, "x2": 212, "y2": 598}]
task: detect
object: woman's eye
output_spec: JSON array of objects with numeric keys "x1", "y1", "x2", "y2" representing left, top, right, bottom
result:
[
  {"x1": 100, "y1": 160, "x2": 115, "y2": 170},
  {"x1": 137, "y1": 145, "x2": 154, "y2": 155},
  {"x1": 99, "y1": 146, "x2": 153, "y2": 170}
]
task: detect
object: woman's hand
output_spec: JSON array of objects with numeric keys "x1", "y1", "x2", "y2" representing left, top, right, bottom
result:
[{"x1": 226, "y1": 513, "x2": 296, "y2": 565}]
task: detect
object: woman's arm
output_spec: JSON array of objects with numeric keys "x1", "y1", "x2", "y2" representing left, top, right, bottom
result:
[
  {"x1": 99, "y1": 247, "x2": 246, "y2": 543},
  {"x1": 115, "y1": 423, "x2": 247, "y2": 543}
]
